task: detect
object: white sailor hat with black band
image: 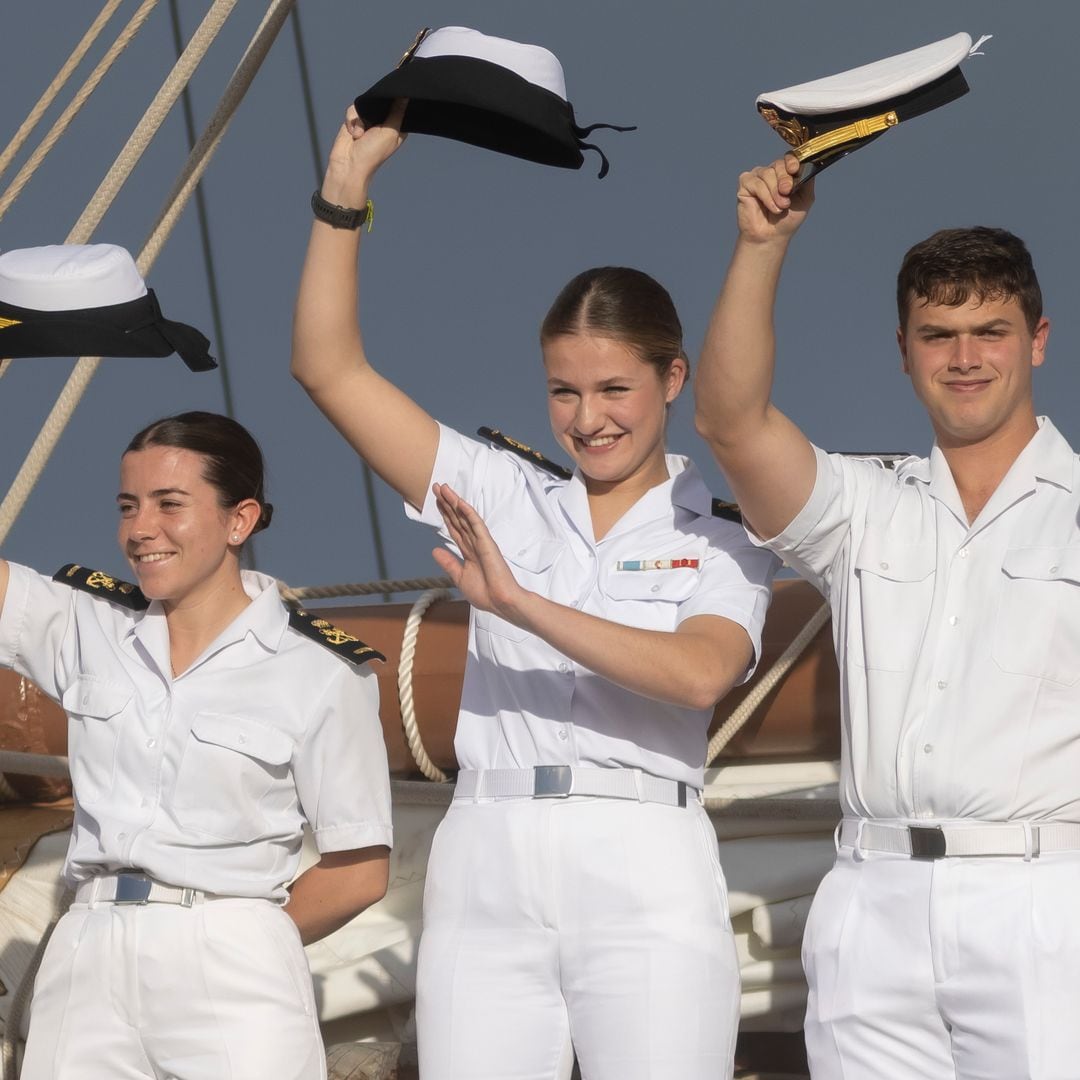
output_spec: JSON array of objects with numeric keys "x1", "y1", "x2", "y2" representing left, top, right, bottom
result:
[
  {"x1": 0, "y1": 243, "x2": 215, "y2": 372},
  {"x1": 354, "y1": 26, "x2": 635, "y2": 178},
  {"x1": 757, "y1": 31, "x2": 990, "y2": 187}
]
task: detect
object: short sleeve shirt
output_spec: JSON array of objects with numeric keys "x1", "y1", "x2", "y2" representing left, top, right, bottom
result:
[
  {"x1": 0, "y1": 566, "x2": 393, "y2": 899},
  {"x1": 406, "y1": 425, "x2": 779, "y2": 789},
  {"x1": 758, "y1": 417, "x2": 1080, "y2": 823}
]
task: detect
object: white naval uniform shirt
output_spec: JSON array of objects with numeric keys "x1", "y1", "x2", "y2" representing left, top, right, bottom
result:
[
  {"x1": 407, "y1": 425, "x2": 778, "y2": 790},
  {"x1": 759, "y1": 417, "x2": 1080, "y2": 823},
  {"x1": 0, "y1": 566, "x2": 393, "y2": 900}
]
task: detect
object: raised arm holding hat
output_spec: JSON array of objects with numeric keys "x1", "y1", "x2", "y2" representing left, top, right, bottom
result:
[
  {"x1": 695, "y1": 63, "x2": 1080, "y2": 1079},
  {"x1": 293, "y1": 33, "x2": 778, "y2": 1077}
]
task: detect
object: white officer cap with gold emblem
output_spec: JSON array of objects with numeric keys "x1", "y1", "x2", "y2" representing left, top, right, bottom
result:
[{"x1": 756, "y1": 32, "x2": 990, "y2": 186}]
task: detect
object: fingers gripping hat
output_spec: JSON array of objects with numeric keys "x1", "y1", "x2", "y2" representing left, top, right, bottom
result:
[
  {"x1": 757, "y1": 32, "x2": 990, "y2": 187},
  {"x1": 355, "y1": 26, "x2": 635, "y2": 178},
  {"x1": 0, "y1": 244, "x2": 215, "y2": 372}
]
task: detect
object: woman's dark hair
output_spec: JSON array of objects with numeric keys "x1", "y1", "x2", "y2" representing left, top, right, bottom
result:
[
  {"x1": 540, "y1": 267, "x2": 687, "y2": 377},
  {"x1": 897, "y1": 227, "x2": 1043, "y2": 333},
  {"x1": 125, "y1": 411, "x2": 273, "y2": 533}
]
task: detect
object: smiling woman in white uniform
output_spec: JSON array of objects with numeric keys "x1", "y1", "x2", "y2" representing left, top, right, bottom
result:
[
  {"x1": 0, "y1": 411, "x2": 393, "y2": 1080},
  {"x1": 292, "y1": 104, "x2": 778, "y2": 1080}
]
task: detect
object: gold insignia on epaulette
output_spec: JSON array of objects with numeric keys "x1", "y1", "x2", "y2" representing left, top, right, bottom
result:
[
  {"x1": 53, "y1": 564, "x2": 149, "y2": 610},
  {"x1": 397, "y1": 26, "x2": 431, "y2": 68},
  {"x1": 86, "y1": 570, "x2": 119, "y2": 591},
  {"x1": 312, "y1": 619, "x2": 360, "y2": 647},
  {"x1": 0, "y1": 317, "x2": 21, "y2": 330}
]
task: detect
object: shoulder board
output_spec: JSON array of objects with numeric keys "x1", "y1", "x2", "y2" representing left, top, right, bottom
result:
[
  {"x1": 477, "y1": 427, "x2": 572, "y2": 480},
  {"x1": 835, "y1": 451, "x2": 912, "y2": 471},
  {"x1": 53, "y1": 564, "x2": 149, "y2": 610},
  {"x1": 288, "y1": 609, "x2": 385, "y2": 666},
  {"x1": 711, "y1": 498, "x2": 743, "y2": 524}
]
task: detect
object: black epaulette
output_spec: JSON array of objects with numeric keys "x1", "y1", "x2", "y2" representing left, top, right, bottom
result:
[
  {"x1": 711, "y1": 498, "x2": 743, "y2": 524},
  {"x1": 288, "y1": 609, "x2": 385, "y2": 666},
  {"x1": 53, "y1": 564, "x2": 149, "y2": 610},
  {"x1": 478, "y1": 426, "x2": 573, "y2": 480},
  {"x1": 835, "y1": 451, "x2": 912, "y2": 471}
]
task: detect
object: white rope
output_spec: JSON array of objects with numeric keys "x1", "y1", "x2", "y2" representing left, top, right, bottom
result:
[
  {"x1": 279, "y1": 576, "x2": 454, "y2": 605},
  {"x1": 0, "y1": 0, "x2": 299, "y2": 549},
  {"x1": 397, "y1": 590, "x2": 452, "y2": 783},
  {"x1": 0, "y1": 0, "x2": 124, "y2": 184},
  {"x1": 0, "y1": 0, "x2": 156, "y2": 223},
  {"x1": 705, "y1": 600, "x2": 831, "y2": 765}
]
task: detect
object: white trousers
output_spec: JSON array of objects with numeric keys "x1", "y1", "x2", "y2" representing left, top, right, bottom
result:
[
  {"x1": 416, "y1": 796, "x2": 740, "y2": 1080},
  {"x1": 804, "y1": 846, "x2": 1080, "y2": 1079},
  {"x1": 21, "y1": 896, "x2": 325, "y2": 1080}
]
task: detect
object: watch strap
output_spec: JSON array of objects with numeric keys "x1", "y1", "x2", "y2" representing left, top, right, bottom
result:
[{"x1": 311, "y1": 189, "x2": 374, "y2": 231}]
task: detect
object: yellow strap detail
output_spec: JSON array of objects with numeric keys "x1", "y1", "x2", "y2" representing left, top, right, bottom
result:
[{"x1": 793, "y1": 110, "x2": 899, "y2": 162}]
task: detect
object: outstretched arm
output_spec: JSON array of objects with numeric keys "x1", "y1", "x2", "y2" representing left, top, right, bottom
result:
[
  {"x1": 433, "y1": 484, "x2": 757, "y2": 710},
  {"x1": 286, "y1": 845, "x2": 389, "y2": 945},
  {"x1": 694, "y1": 154, "x2": 818, "y2": 540},
  {"x1": 291, "y1": 100, "x2": 439, "y2": 512}
]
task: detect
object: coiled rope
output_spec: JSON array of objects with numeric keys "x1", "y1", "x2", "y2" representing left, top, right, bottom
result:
[
  {"x1": 706, "y1": 600, "x2": 831, "y2": 765},
  {"x1": 0, "y1": 0, "x2": 299, "y2": 549},
  {"x1": 398, "y1": 590, "x2": 453, "y2": 782}
]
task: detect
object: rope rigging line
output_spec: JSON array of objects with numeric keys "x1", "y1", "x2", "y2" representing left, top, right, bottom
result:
[
  {"x1": 279, "y1": 575, "x2": 454, "y2": 605},
  {"x1": 705, "y1": 600, "x2": 831, "y2": 765},
  {"x1": 0, "y1": 0, "x2": 299, "y2": 550},
  {"x1": 289, "y1": 5, "x2": 393, "y2": 595},
  {"x1": 0, "y1": 0, "x2": 125, "y2": 186},
  {"x1": 0, "y1": 0, "x2": 161, "y2": 228}
]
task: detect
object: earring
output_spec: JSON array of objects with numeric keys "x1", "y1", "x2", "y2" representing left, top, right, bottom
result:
[{"x1": 231, "y1": 534, "x2": 240, "y2": 543}]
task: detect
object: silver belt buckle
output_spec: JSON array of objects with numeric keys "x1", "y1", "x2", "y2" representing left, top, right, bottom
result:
[
  {"x1": 114, "y1": 873, "x2": 153, "y2": 904},
  {"x1": 533, "y1": 765, "x2": 573, "y2": 798},
  {"x1": 908, "y1": 825, "x2": 947, "y2": 860}
]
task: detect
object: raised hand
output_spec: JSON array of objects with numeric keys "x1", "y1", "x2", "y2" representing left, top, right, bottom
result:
[
  {"x1": 431, "y1": 483, "x2": 526, "y2": 620},
  {"x1": 321, "y1": 99, "x2": 408, "y2": 209},
  {"x1": 736, "y1": 153, "x2": 815, "y2": 244}
]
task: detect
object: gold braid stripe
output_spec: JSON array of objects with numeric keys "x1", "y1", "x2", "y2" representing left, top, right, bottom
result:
[{"x1": 792, "y1": 109, "x2": 899, "y2": 161}]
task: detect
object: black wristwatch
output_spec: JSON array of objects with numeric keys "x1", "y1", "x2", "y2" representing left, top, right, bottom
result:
[{"x1": 311, "y1": 189, "x2": 372, "y2": 230}]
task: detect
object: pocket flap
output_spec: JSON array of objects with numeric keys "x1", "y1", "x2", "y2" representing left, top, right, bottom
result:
[
  {"x1": 604, "y1": 566, "x2": 700, "y2": 602},
  {"x1": 1002, "y1": 546, "x2": 1080, "y2": 584},
  {"x1": 499, "y1": 538, "x2": 563, "y2": 574},
  {"x1": 191, "y1": 713, "x2": 294, "y2": 766},
  {"x1": 854, "y1": 531, "x2": 936, "y2": 582},
  {"x1": 61, "y1": 676, "x2": 132, "y2": 719}
]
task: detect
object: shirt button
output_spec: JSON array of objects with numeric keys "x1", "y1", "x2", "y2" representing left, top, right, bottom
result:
[
  {"x1": 923, "y1": 744, "x2": 933, "y2": 754},
  {"x1": 238, "y1": 734, "x2": 247, "y2": 744},
  {"x1": 948, "y1": 615, "x2": 959, "y2": 626},
  {"x1": 937, "y1": 680, "x2": 947, "y2": 690},
  {"x1": 650, "y1": 584, "x2": 661, "y2": 593},
  {"x1": 959, "y1": 548, "x2": 968, "y2": 559},
  {"x1": 118, "y1": 832, "x2": 127, "y2": 842},
  {"x1": 146, "y1": 738, "x2": 156, "y2": 749},
  {"x1": 558, "y1": 662, "x2": 570, "y2": 673},
  {"x1": 557, "y1": 729, "x2": 569, "y2": 741},
  {"x1": 1050, "y1": 564, "x2": 1060, "y2": 574},
  {"x1": 879, "y1": 561, "x2": 889, "y2": 571},
  {"x1": 569, "y1": 600, "x2": 579, "y2": 608}
]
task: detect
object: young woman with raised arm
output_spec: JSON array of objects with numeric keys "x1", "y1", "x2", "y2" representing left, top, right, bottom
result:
[{"x1": 292, "y1": 103, "x2": 778, "y2": 1080}]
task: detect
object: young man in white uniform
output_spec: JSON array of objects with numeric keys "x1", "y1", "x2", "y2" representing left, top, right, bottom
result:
[{"x1": 694, "y1": 152, "x2": 1080, "y2": 1079}]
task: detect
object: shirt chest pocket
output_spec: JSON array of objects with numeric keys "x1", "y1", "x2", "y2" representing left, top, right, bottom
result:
[
  {"x1": 601, "y1": 566, "x2": 700, "y2": 630},
  {"x1": 61, "y1": 676, "x2": 132, "y2": 806},
  {"x1": 473, "y1": 538, "x2": 563, "y2": 643},
  {"x1": 172, "y1": 713, "x2": 296, "y2": 843},
  {"x1": 852, "y1": 531, "x2": 936, "y2": 672},
  {"x1": 993, "y1": 547, "x2": 1080, "y2": 685}
]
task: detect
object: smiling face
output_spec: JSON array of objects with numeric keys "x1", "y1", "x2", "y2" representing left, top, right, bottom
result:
[
  {"x1": 543, "y1": 332, "x2": 686, "y2": 495},
  {"x1": 117, "y1": 445, "x2": 252, "y2": 607},
  {"x1": 897, "y1": 293, "x2": 1049, "y2": 449}
]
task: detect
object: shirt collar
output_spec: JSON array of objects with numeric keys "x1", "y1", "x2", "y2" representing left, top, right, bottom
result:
[{"x1": 904, "y1": 417, "x2": 1074, "y2": 494}]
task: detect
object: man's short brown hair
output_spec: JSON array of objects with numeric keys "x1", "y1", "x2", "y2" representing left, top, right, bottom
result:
[{"x1": 897, "y1": 227, "x2": 1043, "y2": 333}]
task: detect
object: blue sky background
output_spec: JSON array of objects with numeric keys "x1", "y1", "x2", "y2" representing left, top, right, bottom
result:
[{"x1": 1, "y1": 1, "x2": 1076, "y2": 589}]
